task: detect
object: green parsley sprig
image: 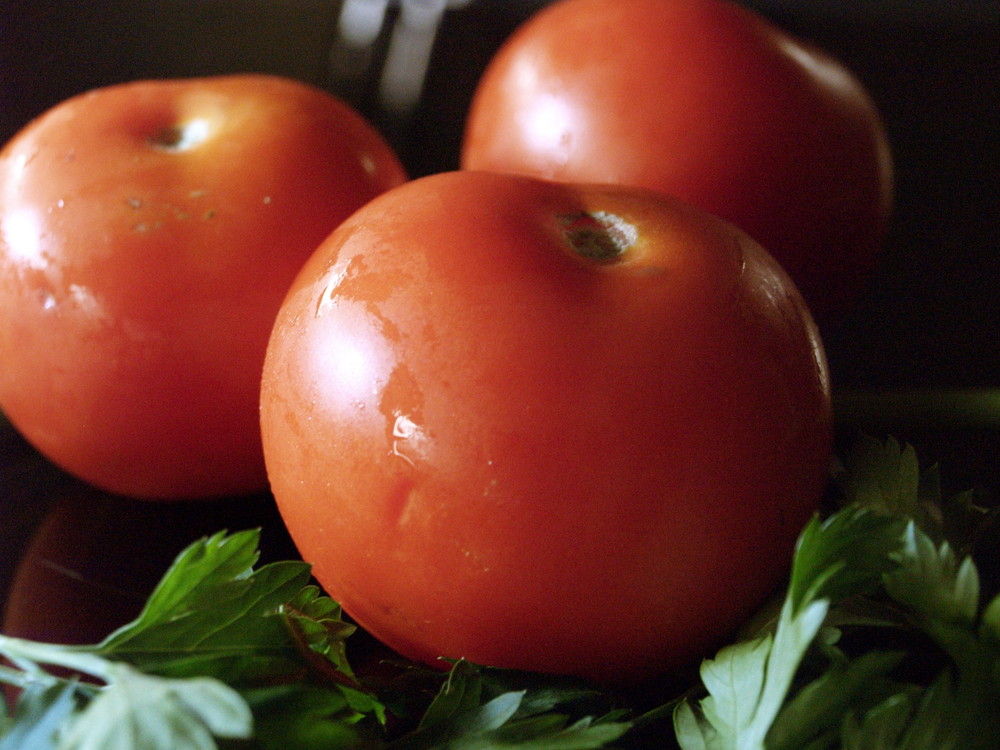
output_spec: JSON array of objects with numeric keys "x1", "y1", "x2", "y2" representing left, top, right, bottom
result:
[{"x1": 1, "y1": 436, "x2": 998, "y2": 749}]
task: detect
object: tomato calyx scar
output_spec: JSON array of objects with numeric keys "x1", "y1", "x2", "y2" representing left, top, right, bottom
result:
[
  {"x1": 148, "y1": 119, "x2": 211, "y2": 152},
  {"x1": 558, "y1": 211, "x2": 636, "y2": 262}
]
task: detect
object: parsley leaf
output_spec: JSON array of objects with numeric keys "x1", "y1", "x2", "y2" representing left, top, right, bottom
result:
[
  {"x1": 58, "y1": 665, "x2": 252, "y2": 750},
  {"x1": 0, "y1": 680, "x2": 79, "y2": 750},
  {"x1": 96, "y1": 529, "x2": 316, "y2": 678},
  {"x1": 0, "y1": 528, "x2": 375, "y2": 750},
  {"x1": 390, "y1": 660, "x2": 632, "y2": 749}
]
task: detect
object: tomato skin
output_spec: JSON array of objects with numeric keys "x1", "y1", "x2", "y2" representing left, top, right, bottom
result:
[
  {"x1": 461, "y1": 0, "x2": 893, "y2": 324},
  {"x1": 260, "y1": 170, "x2": 832, "y2": 684},
  {"x1": 0, "y1": 74, "x2": 406, "y2": 499}
]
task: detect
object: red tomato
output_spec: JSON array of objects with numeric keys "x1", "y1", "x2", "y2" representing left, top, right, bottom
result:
[
  {"x1": 0, "y1": 74, "x2": 406, "y2": 499},
  {"x1": 260, "y1": 170, "x2": 832, "y2": 685},
  {"x1": 461, "y1": 0, "x2": 893, "y2": 325}
]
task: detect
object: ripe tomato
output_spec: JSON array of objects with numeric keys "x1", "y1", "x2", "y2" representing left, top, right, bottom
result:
[
  {"x1": 0, "y1": 74, "x2": 406, "y2": 499},
  {"x1": 461, "y1": 0, "x2": 894, "y2": 325},
  {"x1": 260, "y1": 170, "x2": 832, "y2": 685}
]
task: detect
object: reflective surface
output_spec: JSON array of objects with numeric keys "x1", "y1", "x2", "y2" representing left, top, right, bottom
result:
[{"x1": 0, "y1": 414, "x2": 298, "y2": 643}]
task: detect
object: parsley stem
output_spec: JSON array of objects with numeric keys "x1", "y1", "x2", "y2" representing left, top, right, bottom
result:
[
  {"x1": 0, "y1": 634, "x2": 113, "y2": 683},
  {"x1": 0, "y1": 662, "x2": 34, "y2": 689}
]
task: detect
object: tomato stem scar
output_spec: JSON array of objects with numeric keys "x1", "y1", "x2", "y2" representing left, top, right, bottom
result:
[
  {"x1": 149, "y1": 119, "x2": 210, "y2": 152},
  {"x1": 558, "y1": 211, "x2": 637, "y2": 261}
]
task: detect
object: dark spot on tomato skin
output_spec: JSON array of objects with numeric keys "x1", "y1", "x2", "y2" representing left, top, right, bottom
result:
[{"x1": 148, "y1": 125, "x2": 191, "y2": 151}]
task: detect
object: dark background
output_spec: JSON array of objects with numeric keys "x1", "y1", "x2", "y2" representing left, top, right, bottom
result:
[{"x1": 1, "y1": 0, "x2": 998, "y2": 638}]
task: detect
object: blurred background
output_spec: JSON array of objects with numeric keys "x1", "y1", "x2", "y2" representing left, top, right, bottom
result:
[{"x1": 1, "y1": 0, "x2": 998, "y2": 635}]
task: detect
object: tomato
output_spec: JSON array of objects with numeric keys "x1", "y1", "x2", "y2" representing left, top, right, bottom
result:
[
  {"x1": 259, "y1": 170, "x2": 832, "y2": 685},
  {"x1": 0, "y1": 74, "x2": 406, "y2": 499},
  {"x1": 461, "y1": 0, "x2": 893, "y2": 325}
]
